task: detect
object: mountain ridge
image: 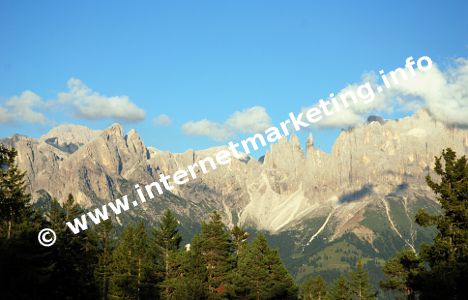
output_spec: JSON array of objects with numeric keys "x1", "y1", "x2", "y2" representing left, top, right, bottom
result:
[{"x1": 1, "y1": 110, "x2": 467, "y2": 282}]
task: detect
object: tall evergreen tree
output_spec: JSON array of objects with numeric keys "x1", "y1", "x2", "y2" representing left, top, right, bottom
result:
[
  {"x1": 235, "y1": 233, "x2": 297, "y2": 299},
  {"x1": 95, "y1": 219, "x2": 115, "y2": 300},
  {"x1": 413, "y1": 148, "x2": 468, "y2": 299},
  {"x1": 300, "y1": 275, "x2": 327, "y2": 300},
  {"x1": 0, "y1": 145, "x2": 53, "y2": 299},
  {"x1": 199, "y1": 211, "x2": 234, "y2": 299},
  {"x1": 110, "y1": 222, "x2": 155, "y2": 299},
  {"x1": 185, "y1": 234, "x2": 211, "y2": 298},
  {"x1": 160, "y1": 240, "x2": 207, "y2": 300},
  {"x1": 152, "y1": 210, "x2": 182, "y2": 275},
  {"x1": 151, "y1": 209, "x2": 182, "y2": 299},
  {"x1": 328, "y1": 275, "x2": 351, "y2": 300},
  {"x1": 0, "y1": 145, "x2": 32, "y2": 239},
  {"x1": 349, "y1": 259, "x2": 376, "y2": 300}
]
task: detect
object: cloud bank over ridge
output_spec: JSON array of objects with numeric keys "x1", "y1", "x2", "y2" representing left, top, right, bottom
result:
[{"x1": 304, "y1": 57, "x2": 468, "y2": 129}]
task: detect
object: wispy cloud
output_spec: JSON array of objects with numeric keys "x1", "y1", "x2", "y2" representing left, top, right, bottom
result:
[
  {"x1": 153, "y1": 114, "x2": 171, "y2": 126},
  {"x1": 182, "y1": 106, "x2": 272, "y2": 141}
]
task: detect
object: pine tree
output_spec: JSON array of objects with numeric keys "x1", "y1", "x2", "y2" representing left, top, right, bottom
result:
[
  {"x1": 349, "y1": 259, "x2": 376, "y2": 300},
  {"x1": 300, "y1": 275, "x2": 327, "y2": 300},
  {"x1": 0, "y1": 145, "x2": 32, "y2": 239},
  {"x1": 0, "y1": 145, "x2": 53, "y2": 298},
  {"x1": 380, "y1": 248, "x2": 423, "y2": 300},
  {"x1": 110, "y1": 221, "x2": 155, "y2": 299},
  {"x1": 186, "y1": 234, "x2": 211, "y2": 298},
  {"x1": 413, "y1": 148, "x2": 468, "y2": 299},
  {"x1": 159, "y1": 250, "x2": 188, "y2": 299},
  {"x1": 160, "y1": 244, "x2": 207, "y2": 300},
  {"x1": 159, "y1": 232, "x2": 208, "y2": 299},
  {"x1": 199, "y1": 211, "x2": 234, "y2": 299},
  {"x1": 235, "y1": 233, "x2": 297, "y2": 299},
  {"x1": 328, "y1": 275, "x2": 351, "y2": 300},
  {"x1": 63, "y1": 193, "x2": 83, "y2": 221},
  {"x1": 95, "y1": 219, "x2": 115, "y2": 300},
  {"x1": 152, "y1": 210, "x2": 182, "y2": 274}
]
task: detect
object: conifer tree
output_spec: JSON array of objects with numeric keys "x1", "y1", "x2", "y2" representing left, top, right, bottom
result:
[
  {"x1": 63, "y1": 193, "x2": 83, "y2": 221},
  {"x1": 161, "y1": 240, "x2": 207, "y2": 300},
  {"x1": 328, "y1": 275, "x2": 351, "y2": 300},
  {"x1": 185, "y1": 234, "x2": 211, "y2": 298},
  {"x1": 95, "y1": 219, "x2": 115, "y2": 300},
  {"x1": 152, "y1": 210, "x2": 182, "y2": 275},
  {"x1": 235, "y1": 233, "x2": 297, "y2": 299},
  {"x1": 110, "y1": 222, "x2": 155, "y2": 299},
  {"x1": 300, "y1": 275, "x2": 327, "y2": 300},
  {"x1": 159, "y1": 250, "x2": 190, "y2": 299},
  {"x1": 413, "y1": 148, "x2": 468, "y2": 299},
  {"x1": 349, "y1": 259, "x2": 376, "y2": 300},
  {"x1": 199, "y1": 211, "x2": 234, "y2": 299},
  {"x1": 0, "y1": 145, "x2": 32, "y2": 239},
  {"x1": 0, "y1": 145, "x2": 53, "y2": 298}
]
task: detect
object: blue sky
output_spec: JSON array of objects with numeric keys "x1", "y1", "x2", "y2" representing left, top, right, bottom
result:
[{"x1": 1, "y1": 0, "x2": 467, "y2": 155}]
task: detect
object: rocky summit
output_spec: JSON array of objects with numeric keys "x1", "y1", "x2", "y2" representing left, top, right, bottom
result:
[{"x1": 2, "y1": 109, "x2": 467, "y2": 282}]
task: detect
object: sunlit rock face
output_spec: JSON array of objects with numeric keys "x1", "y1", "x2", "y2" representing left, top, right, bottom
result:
[{"x1": 1, "y1": 110, "x2": 467, "y2": 248}]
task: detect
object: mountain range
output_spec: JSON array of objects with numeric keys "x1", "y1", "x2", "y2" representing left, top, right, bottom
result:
[{"x1": 2, "y1": 109, "x2": 467, "y2": 284}]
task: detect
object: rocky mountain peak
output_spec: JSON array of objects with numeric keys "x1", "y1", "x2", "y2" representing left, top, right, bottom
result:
[
  {"x1": 124, "y1": 128, "x2": 147, "y2": 158},
  {"x1": 104, "y1": 123, "x2": 124, "y2": 138},
  {"x1": 40, "y1": 124, "x2": 101, "y2": 145},
  {"x1": 289, "y1": 134, "x2": 301, "y2": 148}
]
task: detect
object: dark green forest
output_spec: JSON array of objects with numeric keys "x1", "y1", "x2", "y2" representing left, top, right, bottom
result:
[{"x1": 1, "y1": 145, "x2": 467, "y2": 300}]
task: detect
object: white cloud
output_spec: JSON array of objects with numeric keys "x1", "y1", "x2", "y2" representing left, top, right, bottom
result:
[
  {"x1": 315, "y1": 108, "x2": 364, "y2": 128},
  {"x1": 304, "y1": 57, "x2": 468, "y2": 128},
  {"x1": 182, "y1": 119, "x2": 234, "y2": 141},
  {"x1": 57, "y1": 78, "x2": 145, "y2": 121},
  {"x1": 301, "y1": 77, "x2": 391, "y2": 129},
  {"x1": 393, "y1": 58, "x2": 468, "y2": 126},
  {"x1": 1, "y1": 78, "x2": 146, "y2": 125},
  {"x1": 182, "y1": 106, "x2": 272, "y2": 141},
  {"x1": 153, "y1": 114, "x2": 171, "y2": 126},
  {"x1": 226, "y1": 106, "x2": 272, "y2": 133},
  {"x1": 0, "y1": 91, "x2": 48, "y2": 124}
]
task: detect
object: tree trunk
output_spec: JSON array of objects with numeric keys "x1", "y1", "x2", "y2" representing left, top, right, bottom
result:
[
  {"x1": 137, "y1": 258, "x2": 141, "y2": 300},
  {"x1": 165, "y1": 250, "x2": 170, "y2": 298},
  {"x1": 256, "y1": 279, "x2": 260, "y2": 300},
  {"x1": 102, "y1": 278, "x2": 109, "y2": 300},
  {"x1": 7, "y1": 219, "x2": 11, "y2": 239}
]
